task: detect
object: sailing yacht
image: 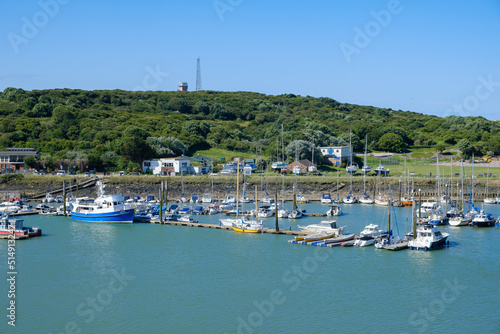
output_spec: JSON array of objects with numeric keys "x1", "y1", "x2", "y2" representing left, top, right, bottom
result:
[
  {"x1": 361, "y1": 136, "x2": 371, "y2": 174},
  {"x1": 346, "y1": 130, "x2": 359, "y2": 173}
]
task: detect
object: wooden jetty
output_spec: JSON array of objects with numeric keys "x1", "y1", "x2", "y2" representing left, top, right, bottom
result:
[{"x1": 150, "y1": 219, "x2": 309, "y2": 236}]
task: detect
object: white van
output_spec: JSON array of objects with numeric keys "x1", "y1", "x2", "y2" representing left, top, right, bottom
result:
[{"x1": 56, "y1": 170, "x2": 66, "y2": 176}]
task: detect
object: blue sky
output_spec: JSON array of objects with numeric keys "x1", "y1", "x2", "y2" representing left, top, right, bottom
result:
[{"x1": 1, "y1": 0, "x2": 499, "y2": 119}]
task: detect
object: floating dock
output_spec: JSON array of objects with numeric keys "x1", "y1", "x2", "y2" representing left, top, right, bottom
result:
[{"x1": 150, "y1": 219, "x2": 309, "y2": 236}]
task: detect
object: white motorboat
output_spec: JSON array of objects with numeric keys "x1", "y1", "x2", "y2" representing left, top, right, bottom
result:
[
  {"x1": 374, "y1": 196, "x2": 390, "y2": 206},
  {"x1": 408, "y1": 224, "x2": 449, "y2": 250},
  {"x1": 326, "y1": 205, "x2": 342, "y2": 216},
  {"x1": 298, "y1": 220, "x2": 344, "y2": 234},
  {"x1": 177, "y1": 215, "x2": 197, "y2": 223},
  {"x1": 354, "y1": 236, "x2": 376, "y2": 247},
  {"x1": 277, "y1": 209, "x2": 289, "y2": 218},
  {"x1": 448, "y1": 214, "x2": 471, "y2": 226},
  {"x1": 483, "y1": 197, "x2": 496, "y2": 204},
  {"x1": 470, "y1": 210, "x2": 496, "y2": 227},
  {"x1": 222, "y1": 194, "x2": 236, "y2": 205},
  {"x1": 288, "y1": 209, "x2": 303, "y2": 219},
  {"x1": 42, "y1": 193, "x2": 55, "y2": 203},
  {"x1": 360, "y1": 224, "x2": 386, "y2": 238},
  {"x1": 321, "y1": 193, "x2": 332, "y2": 204},
  {"x1": 202, "y1": 194, "x2": 212, "y2": 203}
]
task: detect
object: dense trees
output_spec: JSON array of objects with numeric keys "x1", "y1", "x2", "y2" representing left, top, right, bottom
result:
[{"x1": 0, "y1": 87, "x2": 499, "y2": 172}]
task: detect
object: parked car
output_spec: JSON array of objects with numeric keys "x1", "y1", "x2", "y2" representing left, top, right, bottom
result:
[{"x1": 56, "y1": 170, "x2": 66, "y2": 176}]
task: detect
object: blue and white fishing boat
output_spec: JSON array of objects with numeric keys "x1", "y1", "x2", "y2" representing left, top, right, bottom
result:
[{"x1": 71, "y1": 180, "x2": 134, "y2": 223}]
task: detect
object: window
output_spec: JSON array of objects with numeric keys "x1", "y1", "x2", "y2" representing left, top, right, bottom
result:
[{"x1": 144, "y1": 161, "x2": 151, "y2": 167}]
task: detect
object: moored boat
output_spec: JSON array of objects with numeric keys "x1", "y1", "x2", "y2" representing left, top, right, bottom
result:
[
  {"x1": 470, "y1": 210, "x2": 496, "y2": 227},
  {"x1": 0, "y1": 214, "x2": 42, "y2": 239},
  {"x1": 321, "y1": 193, "x2": 332, "y2": 204},
  {"x1": 70, "y1": 180, "x2": 134, "y2": 223},
  {"x1": 408, "y1": 224, "x2": 449, "y2": 251},
  {"x1": 326, "y1": 204, "x2": 342, "y2": 216}
]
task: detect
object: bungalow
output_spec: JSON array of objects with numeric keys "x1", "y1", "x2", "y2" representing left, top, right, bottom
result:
[
  {"x1": 286, "y1": 159, "x2": 316, "y2": 174},
  {"x1": 319, "y1": 146, "x2": 352, "y2": 166}
]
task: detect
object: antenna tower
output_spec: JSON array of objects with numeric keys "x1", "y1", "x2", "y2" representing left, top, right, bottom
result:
[{"x1": 196, "y1": 57, "x2": 202, "y2": 91}]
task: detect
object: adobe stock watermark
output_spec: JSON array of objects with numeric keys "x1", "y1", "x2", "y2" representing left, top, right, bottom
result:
[
  {"x1": 230, "y1": 247, "x2": 331, "y2": 334},
  {"x1": 133, "y1": 65, "x2": 169, "y2": 91},
  {"x1": 401, "y1": 278, "x2": 466, "y2": 334},
  {"x1": 339, "y1": 0, "x2": 404, "y2": 63},
  {"x1": 445, "y1": 75, "x2": 500, "y2": 117},
  {"x1": 7, "y1": 0, "x2": 70, "y2": 54},
  {"x1": 49, "y1": 267, "x2": 134, "y2": 334},
  {"x1": 213, "y1": 0, "x2": 243, "y2": 21}
]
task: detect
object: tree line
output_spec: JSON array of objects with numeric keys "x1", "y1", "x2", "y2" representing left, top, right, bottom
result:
[{"x1": 0, "y1": 87, "x2": 499, "y2": 172}]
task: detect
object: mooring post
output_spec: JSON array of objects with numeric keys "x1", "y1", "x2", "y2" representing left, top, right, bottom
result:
[
  {"x1": 160, "y1": 180, "x2": 164, "y2": 223},
  {"x1": 275, "y1": 185, "x2": 279, "y2": 232},
  {"x1": 63, "y1": 180, "x2": 67, "y2": 216}
]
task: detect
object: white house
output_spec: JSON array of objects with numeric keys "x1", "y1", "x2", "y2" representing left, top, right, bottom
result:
[
  {"x1": 319, "y1": 146, "x2": 352, "y2": 166},
  {"x1": 142, "y1": 157, "x2": 191, "y2": 176},
  {"x1": 142, "y1": 157, "x2": 210, "y2": 176}
]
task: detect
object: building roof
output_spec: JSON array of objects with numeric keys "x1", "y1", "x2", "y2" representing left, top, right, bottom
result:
[{"x1": 291, "y1": 159, "x2": 315, "y2": 167}]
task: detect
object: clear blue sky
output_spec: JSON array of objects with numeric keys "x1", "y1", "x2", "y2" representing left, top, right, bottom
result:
[{"x1": 1, "y1": 0, "x2": 499, "y2": 119}]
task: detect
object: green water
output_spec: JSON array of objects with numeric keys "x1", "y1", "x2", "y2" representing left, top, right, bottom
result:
[{"x1": 1, "y1": 203, "x2": 499, "y2": 333}]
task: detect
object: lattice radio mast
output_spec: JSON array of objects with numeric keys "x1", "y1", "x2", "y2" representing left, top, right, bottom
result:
[{"x1": 196, "y1": 57, "x2": 202, "y2": 91}]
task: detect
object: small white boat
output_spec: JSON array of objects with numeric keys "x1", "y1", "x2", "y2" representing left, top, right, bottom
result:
[
  {"x1": 288, "y1": 209, "x2": 303, "y2": 219},
  {"x1": 354, "y1": 236, "x2": 376, "y2": 247},
  {"x1": 298, "y1": 220, "x2": 343, "y2": 233},
  {"x1": 277, "y1": 209, "x2": 289, "y2": 218},
  {"x1": 177, "y1": 215, "x2": 197, "y2": 223},
  {"x1": 360, "y1": 224, "x2": 386, "y2": 238},
  {"x1": 206, "y1": 205, "x2": 219, "y2": 215},
  {"x1": 483, "y1": 197, "x2": 496, "y2": 204},
  {"x1": 362, "y1": 165, "x2": 371, "y2": 174},
  {"x1": 358, "y1": 195, "x2": 374, "y2": 204},
  {"x1": 346, "y1": 164, "x2": 359, "y2": 173},
  {"x1": 374, "y1": 196, "x2": 390, "y2": 206},
  {"x1": 326, "y1": 205, "x2": 342, "y2": 216},
  {"x1": 42, "y1": 193, "x2": 55, "y2": 203},
  {"x1": 202, "y1": 194, "x2": 212, "y2": 203},
  {"x1": 222, "y1": 195, "x2": 236, "y2": 205},
  {"x1": 261, "y1": 196, "x2": 274, "y2": 204},
  {"x1": 321, "y1": 193, "x2": 332, "y2": 204},
  {"x1": 343, "y1": 195, "x2": 357, "y2": 204}
]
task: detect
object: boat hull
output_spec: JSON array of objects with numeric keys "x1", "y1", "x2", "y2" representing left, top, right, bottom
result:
[
  {"x1": 409, "y1": 235, "x2": 449, "y2": 251},
  {"x1": 71, "y1": 209, "x2": 135, "y2": 223}
]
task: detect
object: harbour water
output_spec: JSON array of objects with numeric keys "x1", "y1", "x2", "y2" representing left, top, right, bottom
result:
[{"x1": 1, "y1": 202, "x2": 500, "y2": 333}]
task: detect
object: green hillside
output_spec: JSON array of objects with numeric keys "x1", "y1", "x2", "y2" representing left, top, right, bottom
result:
[{"x1": 0, "y1": 87, "x2": 499, "y2": 172}]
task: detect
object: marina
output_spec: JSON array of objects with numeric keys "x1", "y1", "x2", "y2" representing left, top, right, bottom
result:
[{"x1": 1, "y1": 201, "x2": 499, "y2": 333}]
